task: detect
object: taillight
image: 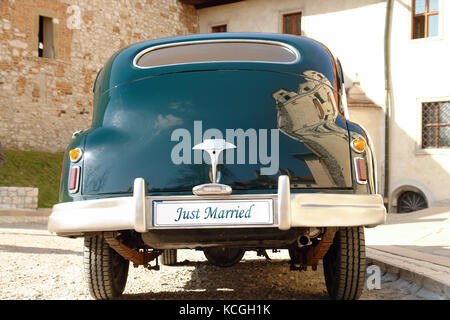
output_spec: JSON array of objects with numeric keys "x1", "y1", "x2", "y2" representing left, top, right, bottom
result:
[
  {"x1": 69, "y1": 148, "x2": 83, "y2": 163},
  {"x1": 68, "y1": 166, "x2": 80, "y2": 193},
  {"x1": 354, "y1": 157, "x2": 367, "y2": 184},
  {"x1": 351, "y1": 139, "x2": 366, "y2": 153}
]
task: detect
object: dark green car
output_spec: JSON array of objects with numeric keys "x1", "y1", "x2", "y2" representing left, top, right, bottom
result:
[{"x1": 48, "y1": 33, "x2": 386, "y2": 300}]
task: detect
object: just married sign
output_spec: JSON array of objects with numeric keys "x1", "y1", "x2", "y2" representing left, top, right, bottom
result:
[{"x1": 153, "y1": 199, "x2": 273, "y2": 227}]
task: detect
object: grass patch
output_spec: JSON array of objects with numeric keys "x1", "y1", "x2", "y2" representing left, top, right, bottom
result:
[{"x1": 0, "y1": 149, "x2": 65, "y2": 208}]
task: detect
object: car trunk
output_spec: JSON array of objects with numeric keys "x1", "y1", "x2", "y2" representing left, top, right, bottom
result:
[{"x1": 82, "y1": 69, "x2": 352, "y2": 195}]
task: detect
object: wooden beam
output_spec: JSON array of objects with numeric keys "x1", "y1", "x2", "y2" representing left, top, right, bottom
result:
[{"x1": 179, "y1": 0, "x2": 244, "y2": 9}]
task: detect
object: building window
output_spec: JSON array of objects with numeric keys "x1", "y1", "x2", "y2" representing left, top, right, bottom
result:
[
  {"x1": 412, "y1": 0, "x2": 439, "y2": 39},
  {"x1": 211, "y1": 24, "x2": 227, "y2": 33},
  {"x1": 38, "y1": 16, "x2": 55, "y2": 59},
  {"x1": 283, "y1": 12, "x2": 301, "y2": 35},
  {"x1": 422, "y1": 101, "x2": 449, "y2": 148}
]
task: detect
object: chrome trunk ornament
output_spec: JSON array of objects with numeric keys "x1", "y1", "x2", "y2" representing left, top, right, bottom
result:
[{"x1": 192, "y1": 139, "x2": 235, "y2": 195}]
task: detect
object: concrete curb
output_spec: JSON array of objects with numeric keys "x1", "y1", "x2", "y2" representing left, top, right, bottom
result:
[
  {"x1": 0, "y1": 208, "x2": 51, "y2": 217},
  {"x1": 366, "y1": 247, "x2": 450, "y2": 299}
]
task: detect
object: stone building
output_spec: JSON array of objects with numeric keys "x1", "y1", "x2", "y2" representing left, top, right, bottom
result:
[
  {"x1": 1, "y1": 0, "x2": 449, "y2": 211},
  {"x1": 0, "y1": 0, "x2": 198, "y2": 151}
]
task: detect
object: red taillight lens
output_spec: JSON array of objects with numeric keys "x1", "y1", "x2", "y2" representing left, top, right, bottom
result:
[
  {"x1": 68, "y1": 166, "x2": 80, "y2": 193},
  {"x1": 354, "y1": 158, "x2": 367, "y2": 183}
]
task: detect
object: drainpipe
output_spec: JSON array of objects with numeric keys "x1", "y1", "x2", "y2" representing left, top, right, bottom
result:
[{"x1": 383, "y1": 0, "x2": 394, "y2": 208}]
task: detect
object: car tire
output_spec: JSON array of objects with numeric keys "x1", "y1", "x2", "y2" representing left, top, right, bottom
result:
[
  {"x1": 160, "y1": 249, "x2": 177, "y2": 265},
  {"x1": 322, "y1": 227, "x2": 366, "y2": 300},
  {"x1": 203, "y1": 247, "x2": 245, "y2": 267},
  {"x1": 83, "y1": 235, "x2": 129, "y2": 300}
]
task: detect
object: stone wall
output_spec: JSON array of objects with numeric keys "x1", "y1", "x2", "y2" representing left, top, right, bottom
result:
[
  {"x1": 0, "y1": 0, "x2": 199, "y2": 152},
  {"x1": 0, "y1": 187, "x2": 39, "y2": 209}
]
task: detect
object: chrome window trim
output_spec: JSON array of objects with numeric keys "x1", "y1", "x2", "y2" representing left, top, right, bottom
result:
[{"x1": 132, "y1": 39, "x2": 301, "y2": 69}]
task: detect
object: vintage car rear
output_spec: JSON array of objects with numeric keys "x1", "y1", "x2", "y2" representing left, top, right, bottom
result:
[{"x1": 48, "y1": 33, "x2": 386, "y2": 300}]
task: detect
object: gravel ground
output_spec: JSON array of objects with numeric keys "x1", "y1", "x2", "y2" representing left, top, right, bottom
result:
[{"x1": 0, "y1": 216, "x2": 442, "y2": 300}]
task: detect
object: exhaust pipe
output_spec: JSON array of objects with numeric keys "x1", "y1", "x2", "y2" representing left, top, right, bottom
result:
[
  {"x1": 297, "y1": 235, "x2": 311, "y2": 247},
  {"x1": 296, "y1": 228, "x2": 322, "y2": 247}
]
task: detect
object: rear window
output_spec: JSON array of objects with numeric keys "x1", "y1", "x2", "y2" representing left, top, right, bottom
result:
[{"x1": 134, "y1": 40, "x2": 299, "y2": 68}]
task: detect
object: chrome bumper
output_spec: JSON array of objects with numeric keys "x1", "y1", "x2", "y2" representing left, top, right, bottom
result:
[{"x1": 48, "y1": 176, "x2": 386, "y2": 236}]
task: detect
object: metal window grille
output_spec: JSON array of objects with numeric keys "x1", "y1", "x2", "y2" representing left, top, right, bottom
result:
[{"x1": 422, "y1": 101, "x2": 450, "y2": 148}]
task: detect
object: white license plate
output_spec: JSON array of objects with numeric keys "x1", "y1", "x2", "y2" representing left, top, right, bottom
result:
[{"x1": 153, "y1": 199, "x2": 273, "y2": 227}]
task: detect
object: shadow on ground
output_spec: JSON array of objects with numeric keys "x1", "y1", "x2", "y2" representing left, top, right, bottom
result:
[
  {"x1": 120, "y1": 258, "x2": 329, "y2": 300},
  {"x1": 0, "y1": 244, "x2": 83, "y2": 256}
]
